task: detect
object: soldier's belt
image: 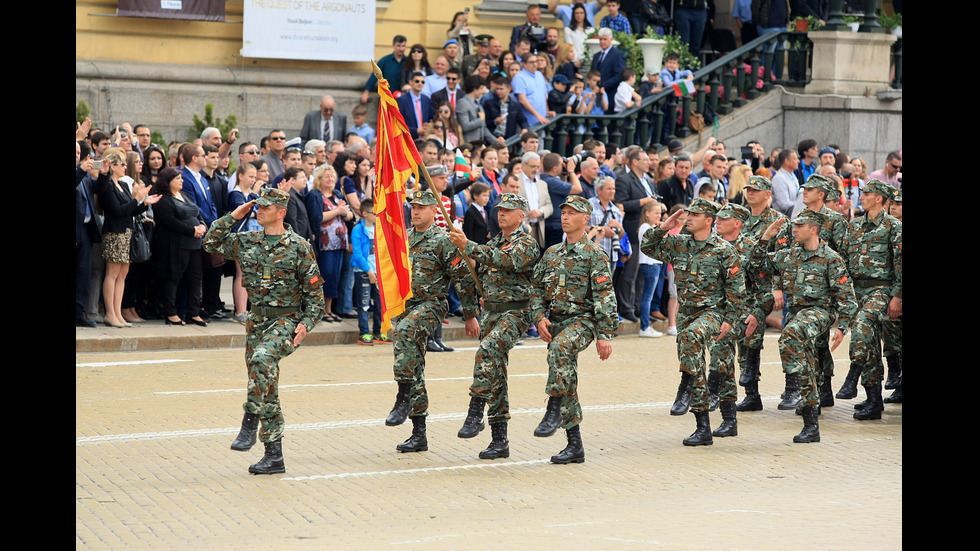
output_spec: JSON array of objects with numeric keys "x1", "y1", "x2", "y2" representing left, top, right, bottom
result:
[
  {"x1": 679, "y1": 304, "x2": 716, "y2": 317},
  {"x1": 484, "y1": 300, "x2": 529, "y2": 313},
  {"x1": 853, "y1": 278, "x2": 891, "y2": 289},
  {"x1": 252, "y1": 305, "x2": 301, "y2": 317}
]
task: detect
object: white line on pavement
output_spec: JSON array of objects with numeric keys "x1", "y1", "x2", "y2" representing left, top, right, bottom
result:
[
  {"x1": 282, "y1": 459, "x2": 551, "y2": 481},
  {"x1": 76, "y1": 359, "x2": 193, "y2": 367},
  {"x1": 153, "y1": 373, "x2": 547, "y2": 395}
]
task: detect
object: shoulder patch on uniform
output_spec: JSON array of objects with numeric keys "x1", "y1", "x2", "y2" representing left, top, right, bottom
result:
[
  {"x1": 758, "y1": 272, "x2": 767, "y2": 279},
  {"x1": 451, "y1": 256, "x2": 462, "y2": 267},
  {"x1": 310, "y1": 275, "x2": 320, "y2": 285},
  {"x1": 777, "y1": 237, "x2": 788, "y2": 245},
  {"x1": 729, "y1": 265, "x2": 740, "y2": 276},
  {"x1": 596, "y1": 275, "x2": 609, "y2": 284},
  {"x1": 838, "y1": 275, "x2": 848, "y2": 285}
]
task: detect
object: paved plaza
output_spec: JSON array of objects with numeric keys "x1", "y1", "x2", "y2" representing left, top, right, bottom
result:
[{"x1": 76, "y1": 323, "x2": 902, "y2": 550}]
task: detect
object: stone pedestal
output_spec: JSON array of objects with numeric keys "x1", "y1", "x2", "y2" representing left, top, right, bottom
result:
[{"x1": 806, "y1": 31, "x2": 897, "y2": 95}]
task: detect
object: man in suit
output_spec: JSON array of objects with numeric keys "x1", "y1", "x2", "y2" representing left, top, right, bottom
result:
[
  {"x1": 300, "y1": 95, "x2": 348, "y2": 146},
  {"x1": 457, "y1": 75, "x2": 498, "y2": 144},
  {"x1": 517, "y1": 152, "x2": 553, "y2": 249},
  {"x1": 614, "y1": 148, "x2": 657, "y2": 322},
  {"x1": 397, "y1": 71, "x2": 432, "y2": 140},
  {"x1": 181, "y1": 144, "x2": 222, "y2": 320},
  {"x1": 591, "y1": 28, "x2": 626, "y2": 114},
  {"x1": 429, "y1": 67, "x2": 462, "y2": 115}
]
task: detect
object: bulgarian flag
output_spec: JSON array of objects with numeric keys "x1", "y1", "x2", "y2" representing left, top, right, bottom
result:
[
  {"x1": 372, "y1": 60, "x2": 419, "y2": 334},
  {"x1": 672, "y1": 80, "x2": 696, "y2": 97},
  {"x1": 454, "y1": 148, "x2": 475, "y2": 180}
]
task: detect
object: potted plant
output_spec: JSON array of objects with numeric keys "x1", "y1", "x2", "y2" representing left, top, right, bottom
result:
[
  {"x1": 879, "y1": 12, "x2": 902, "y2": 38},
  {"x1": 842, "y1": 15, "x2": 861, "y2": 32},
  {"x1": 637, "y1": 27, "x2": 668, "y2": 77},
  {"x1": 790, "y1": 15, "x2": 823, "y2": 32}
]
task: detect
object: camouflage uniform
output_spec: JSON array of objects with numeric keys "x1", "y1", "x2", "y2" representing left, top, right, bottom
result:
[
  {"x1": 463, "y1": 197, "x2": 540, "y2": 424},
  {"x1": 641, "y1": 199, "x2": 747, "y2": 415},
  {"x1": 204, "y1": 196, "x2": 325, "y2": 444},
  {"x1": 756, "y1": 210, "x2": 858, "y2": 410},
  {"x1": 840, "y1": 181, "x2": 902, "y2": 388},
  {"x1": 394, "y1": 201, "x2": 479, "y2": 418},
  {"x1": 708, "y1": 205, "x2": 766, "y2": 405},
  {"x1": 738, "y1": 177, "x2": 790, "y2": 386},
  {"x1": 882, "y1": 189, "x2": 902, "y2": 395},
  {"x1": 530, "y1": 199, "x2": 619, "y2": 430}
]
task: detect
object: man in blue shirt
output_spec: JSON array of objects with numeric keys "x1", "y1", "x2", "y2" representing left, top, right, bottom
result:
[
  {"x1": 361, "y1": 35, "x2": 407, "y2": 103},
  {"x1": 512, "y1": 55, "x2": 550, "y2": 127}
]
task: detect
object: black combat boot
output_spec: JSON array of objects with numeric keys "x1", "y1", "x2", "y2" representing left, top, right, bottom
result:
[
  {"x1": 712, "y1": 401, "x2": 737, "y2": 437},
  {"x1": 740, "y1": 347, "x2": 761, "y2": 386},
  {"x1": 550, "y1": 425, "x2": 585, "y2": 464},
  {"x1": 248, "y1": 439, "x2": 285, "y2": 474},
  {"x1": 534, "y1": 396, "x2": 562, "y2": 437},
  {"x1": 853, "y1": 383, "x2": 883, "y2": 421},
  {"x1": 707, "y1": 371, "x2": 722, "y2": 412},
  {"x1": 386, "y1": 382, "x2": 411, "y2": 426},
  {"x1": 683, "y1": 410, "x2": 713, "y2": 446},
  {"x1": 479, "y1": 422, "x2": 510, "y2": 459},
  {"x1": 836, "y1": 362, "x2": 861, "y2": 399},
  {"x1": 884, "y1": 354, "x2": 902, "y2": 390},
  {"x1": 736, "y1": 380, "x2": 764, "y2": 411},
  {"x1": 396, "y1": 416, "x2": 428, "y2": 452},
  {"x1": 230, "y1": 412, "x2": 259, "y2": 451},
  {"x1": 819, "y1": 372, "x2": 836, "y2": 408},
  {"x1": 458, "y1": 396, "x2": 487, "y2": 438},
  {"x1": 884, "y1": 374, "x2": 902, "y2": 404},
  {"x1": 793, "y1": 406, "x2": 821, "y2": 443},
  {"x1": 778, "y1": 373, "x2": 801, "y2": 410},
  {"x1": 670, "y1": 373, "x2": 694, "y2": 416}
]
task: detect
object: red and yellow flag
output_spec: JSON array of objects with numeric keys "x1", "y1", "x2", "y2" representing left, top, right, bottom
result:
[{"x1": 372, "y1": 60, "x2": 420, "y2": 333}]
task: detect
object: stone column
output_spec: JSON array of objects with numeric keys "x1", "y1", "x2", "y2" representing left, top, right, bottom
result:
[{"x1": 806, "y1": 31, "x2": 897, "y2": 95}]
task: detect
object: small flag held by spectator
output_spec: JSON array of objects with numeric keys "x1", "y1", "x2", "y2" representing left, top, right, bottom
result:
[
  {"x1": 672, "y1": 80, "x2": 696, "y2": 97},
  {"x1": 454, "y1": 148, "x2": 474, "y2": 180}
]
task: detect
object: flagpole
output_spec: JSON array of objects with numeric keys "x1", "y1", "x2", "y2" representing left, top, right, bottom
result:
[{"x1": 416, "y1": 163, "x2": 484, "y2": 298}]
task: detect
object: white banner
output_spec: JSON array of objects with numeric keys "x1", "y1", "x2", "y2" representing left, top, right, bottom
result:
[{"x1": 241, "y1": 0, "x2": 376, "y2": 62}]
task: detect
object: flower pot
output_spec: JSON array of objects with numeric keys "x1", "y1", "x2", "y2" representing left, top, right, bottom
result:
[
  {"x1": 637, "y1": 38, "x2": 667, "y2": 77},
  {"x1": 890, "y1": 25, "x2": 902, "y2": 38},
  {"x1": 847, "y1": 22, "x2": 859, "y2": 32},
  {"x1": 795, "y1": 20, "x2": 809, "y2": 32}
]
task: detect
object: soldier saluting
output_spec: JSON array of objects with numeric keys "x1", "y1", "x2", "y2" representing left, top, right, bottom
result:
[{"x1": 204, "y1": 187, "x2": 325, "y2": 475}]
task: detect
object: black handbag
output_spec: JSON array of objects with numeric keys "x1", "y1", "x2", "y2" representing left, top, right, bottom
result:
[{"x1": 130, "y1": 215, "x2": 151, "y2": 263}]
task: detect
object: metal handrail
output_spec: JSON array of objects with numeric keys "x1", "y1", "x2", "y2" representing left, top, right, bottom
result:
[{"x1": 503, "y1": 29, "x2": 814, "y2": 155}]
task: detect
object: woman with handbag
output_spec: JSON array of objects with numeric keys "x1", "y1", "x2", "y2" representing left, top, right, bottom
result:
[
  {"x1": 97, "y1": 149, "x2": 161, "y2": 328},
  {"x1": 150, "y1": 167, "x2": 208, "y2": 327},
  {"x1": 121, "y1": 150, "x2": 155, "y2": 323}
]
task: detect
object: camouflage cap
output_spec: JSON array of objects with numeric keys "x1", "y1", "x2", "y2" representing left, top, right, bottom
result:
[
  {"x1": 496, "y1": 192, "x2": 529, "y2": 212},
  {"x1": 716, "y1": 202, "x2": 750, "y2": 222},
  {"x1": 684, "y1": 197, "x2": 721, "y2": 216},
  {"x1": 892, "y1": 188, "x2": 902, "y2": 203},
  {"x1": 864, "y1": 178, "x2": 898, "y2": 199},
  {"x1": 410, "y1": 190, "x2": 440, "y2": 206},
  {"x1": 793, "y1": 209, "x2": 826, "y2": 226},
  {"x1": 803, "y1": 173, "x2": 834, "y2": 191},
  {"x1": 426, "y1": 164, "x2": 449, "y2": 177},
  {"x1": 560, "y1": 195, "x2": 593, "y2": 215},
  {"x1": 826, "y1": 186, "x2": 841, "y2": 201},
  {"x1": 746, "y1": 175, "x2": 773, "y2": 191},
  {"x1": 255, "y1": 187, "x2": 290, "y2": 208}
]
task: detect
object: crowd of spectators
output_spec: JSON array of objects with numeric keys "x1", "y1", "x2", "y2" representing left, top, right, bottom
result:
[{"x1": 75, "y1": 3, "x2": 902, "y2": 344}]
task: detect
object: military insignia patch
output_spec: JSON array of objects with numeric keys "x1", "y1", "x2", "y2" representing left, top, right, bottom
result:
[
  {"x1": 451, "y1": 256, "x2": 462, "y2": 267},
  {"x1": 838, "y1": 275, "x2": 848, "y2": 285},
  {"x1": 310, "y1": 275, "x2": 320, "y2": 285},
  {"x1": 596, "y1": 275, "x2": 609, "y2": 284},
  {"x1": 729, "y1": 266, "x2": 740, "y2": 276}
]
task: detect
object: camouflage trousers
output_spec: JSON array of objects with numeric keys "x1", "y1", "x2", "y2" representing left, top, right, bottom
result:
[
  {"x1": 469, "y1": 308, "x2": 530, "y2": 424},
  {"x1": 676, "y1": 308, "x2": 725, "y2": 413},
  {"x1": 850, "y1": 286, "x2": 890, "y2": 386},
  {"x1": 708, "y1": 335, "x2": 740, "y2": 402},
  {"x1": 738, "y1": 297, "x2": 771, "y2": 383},
  {"x1": 882, "y1": 315, "x2": 902, "y2": 357},
  {"x1": 544, "y1": 314, "x2": 596, "y2": 430},
  {"x1": 778, "y1": 307, "x2": 832, "y2": 409},
  {"x1": 392, "y1": 300, "x2": 448, "y2": 418},
  {"x1": 243, "y1": 313, "x2": 301, "y2": 443}
]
